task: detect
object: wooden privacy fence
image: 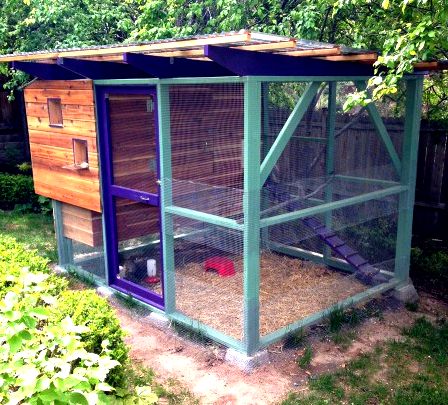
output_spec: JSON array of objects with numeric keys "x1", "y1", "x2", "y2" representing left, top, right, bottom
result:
[
  {"x1": 415, "y1": 122, "x2": 448, "y2": 240},
  {"x1": 268, "y1": 108, "x2": 448, "y2": 240}
]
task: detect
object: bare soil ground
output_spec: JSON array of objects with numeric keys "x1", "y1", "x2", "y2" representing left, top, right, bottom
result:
[{"x1": 109, "y1": 291, "x2": 448, "y2": 405}]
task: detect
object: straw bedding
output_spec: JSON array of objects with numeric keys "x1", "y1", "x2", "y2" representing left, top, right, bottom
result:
[{"x1": 174, "y1": 251, "x2": 366, "y2": 340}]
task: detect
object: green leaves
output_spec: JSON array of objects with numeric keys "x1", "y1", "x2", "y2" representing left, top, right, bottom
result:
[{"x1": 0, "y1": 245, "x2": 152, "y2": 404}]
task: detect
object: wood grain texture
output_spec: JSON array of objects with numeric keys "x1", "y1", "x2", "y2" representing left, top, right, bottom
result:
[
  {"x1": 24, "y1": 80, "x2": 101, "y2": 212},
  {"x1": 62, "y1": 203, "x2": 103, "y2": 247}
]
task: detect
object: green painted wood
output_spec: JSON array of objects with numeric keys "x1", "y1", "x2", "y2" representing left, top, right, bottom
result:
[
  {"x1": 260, "y1": 185, "x2": 407, "y2": 228},
  {"x1": 261, "y1": 83, "x2": 270, "y2": 248},
  {"x1": 260, "y1": 81, "x2": 322, "y2": 185},
  {"x1": 259, "y1": 277, "x2": 400, "y2": 348},
  {"x1": 94, "y1": 76, "x2": 245, "y2": 86},
  {"x1": 355, "y1": 81, "x2": 401, "y2": 175},
  {"x1": 268, "y1": 241, "x2": 352, "y2": 272},
  {"x1": 165, "y1": 206, "x2": 243, "y2": 230},
  {"x1": 243, "y1": 77, "x2": 262, "y2": 355},
  {"x1": 296, "y1": 136, "x2": 328, "y2": 143},
  {"x1": 169, "y1": 311, "x2": 245, "y2": 351},
  {"x1": 52, "y1": 200, "x2": 73, "y2": 266},
  {"x1": 324, "y1": 82, "x2": 336, "y2": 260},
  {"x1": 335, "y1": 174, "x2": 400, "y2": 187},
  {"x1": 394, "y1": 77, "x2": 424, "y2": 282},
  {"x1": 255, "y1": 76, "x2": 372, "y2": 82},
  {"x1": 93, "y1": 84, "x2": 109, "y2": 285},
  {"x1": 157, "y1": 83, "x2": 176, "y2": 314}
]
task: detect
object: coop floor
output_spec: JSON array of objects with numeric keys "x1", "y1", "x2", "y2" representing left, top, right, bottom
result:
[{"x1": 175, "y1": 252, "x2": 367, "y2": 340}]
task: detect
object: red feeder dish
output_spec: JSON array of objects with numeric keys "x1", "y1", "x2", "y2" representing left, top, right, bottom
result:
[
  {"x1": 204, "y1": 256, "x2": 236, "y2": 277},
  {"x1": 144, "y1": 276, "x2": 160, "y2": 284}
]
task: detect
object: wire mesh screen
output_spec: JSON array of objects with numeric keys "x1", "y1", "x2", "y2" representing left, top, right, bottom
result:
[
  {"x1": 169, "y1": 83, "x2": 244, "y2": 219},
  {"x1": 60, "y1": 203, "x2": 106, "y2": 281},
  {"x1": 258, "y1": 81, "x2": 405, "y2": 337},
  {"x1": 71, "y1": 238, "x2": 107, "y2": 281},
  {"x1": 114, "y1": 197, "x2": 163, "y2": 296},
  {"x1": 169, "y1": 215, "x2": 244, "y2": 341}
]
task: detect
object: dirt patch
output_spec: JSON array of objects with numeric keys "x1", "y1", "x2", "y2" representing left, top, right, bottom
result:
[{"x1": 110, "y1": 291, "x2": 448, "y2": 404}]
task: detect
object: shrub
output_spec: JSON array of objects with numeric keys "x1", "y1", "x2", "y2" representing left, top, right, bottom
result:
[
  {"x1": 54, "y1": 290, "x2": 129, "y2": 389},
  {"x1": 0, "y1": 172, "x2": 37, "y2": 210},
  {"x1": 0, "y1": 269, "x2": 124, "y2": 404},
  {"x1": 0, "y1": 235, "x2": 66, "y2": 298}
]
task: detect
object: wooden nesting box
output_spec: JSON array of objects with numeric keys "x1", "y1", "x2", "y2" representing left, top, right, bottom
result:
[{"x1": 24, "y1": 80, "x2": 105, "y2": 247}]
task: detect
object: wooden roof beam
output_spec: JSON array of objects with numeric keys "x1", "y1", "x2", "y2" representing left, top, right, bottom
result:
[{"x1": 0, "y1": 32, "x2": 252, "y2": 62}]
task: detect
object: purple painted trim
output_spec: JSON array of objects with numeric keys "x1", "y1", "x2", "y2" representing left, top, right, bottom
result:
[
  {"x1": 96, "y1": 85, "x2": 164, "y2": 309},
  {"x1": 11, "y1": 61, "x2": 84, "y2": 80},
  {"x1": 204, "y1": 45, "x2": 374, "y2": 77},
  {"x1": 124, "y1": 52, "x2": 233, "y2": 78},
  {"x1": 57, "y1": 57, "x2": 150, "y2": 80},
  {"x1": 111, "y1": 279, "x2": 164, "y2": 310},
  {"x1": 110, "y1": 185, "x2": 159, "y2": 206}
]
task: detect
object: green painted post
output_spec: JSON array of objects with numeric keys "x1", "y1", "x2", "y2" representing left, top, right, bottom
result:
[
  {"x1": 324, "y1": 82, "x2": 336, "y2": 261},
  {"x1": 243, "y1": 77, "x2": 262, "y2": 355},
  {"x1": 157, "y1": 83, "x2": 176, "y2": 314},
  {"x1": 394, "y1": 76, "x2": 424, "y2": 282},
  {"x1": 261, "y1": 82, "x2": 270, "y2": 248},
  {"x1": 52, "y1": 200, "x2": 73, "y2": 266}
]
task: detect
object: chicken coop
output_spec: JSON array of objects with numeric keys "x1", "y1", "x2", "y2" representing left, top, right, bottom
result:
[{"x1": 1, "y1": 31, "x2": 426, "y2": 356}]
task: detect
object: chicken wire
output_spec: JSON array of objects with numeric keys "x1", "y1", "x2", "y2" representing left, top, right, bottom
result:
[{"x1": 69, "y1": 238, "x2": 107, "y2": 282}]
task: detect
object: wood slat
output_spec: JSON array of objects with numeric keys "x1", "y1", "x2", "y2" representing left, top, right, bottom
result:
[
  {"x1": 281, "y1": 47, "x2": 341, "y2": 57},
  {"x1": 318, "y1": 53, "x2": 378, "y2": 62},
  {"x1": 26, "y1": 102, "x2": 95, "y2": 121},
  {"x1": 0, "y1": 32, "x2": 252, "y2": 62},
  {"x1": 24, "y1": 88, "x2": 94, "y2": 105},
  {"x1": 26, "y1": 80, "x2": 93, "y2": 90},
  {"x1": 34, "y1": 180, "x2": 101, "y2": 212}
]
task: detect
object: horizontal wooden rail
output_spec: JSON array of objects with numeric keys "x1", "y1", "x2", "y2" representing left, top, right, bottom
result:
[
  {"x1": 165, "y1": 205, "x2": 244, "y2": 230},
  {"x1": 260, "y1": 185, "x2": 407, "y2": 228}
]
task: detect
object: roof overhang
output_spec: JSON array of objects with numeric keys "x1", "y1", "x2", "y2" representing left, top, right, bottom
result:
[{"x1": 5, "y1": 31, "x2": 443, "y2": 80}]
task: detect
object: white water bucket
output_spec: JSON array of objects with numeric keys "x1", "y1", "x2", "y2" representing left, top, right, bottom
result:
[{"x1": 147, "y1": 259, "x2": 157, "y2": 277}]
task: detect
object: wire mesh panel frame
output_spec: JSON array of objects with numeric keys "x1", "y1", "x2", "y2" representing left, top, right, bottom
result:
[{"x1": 81, "y1": 74, "x2": 425, "y2": 356}]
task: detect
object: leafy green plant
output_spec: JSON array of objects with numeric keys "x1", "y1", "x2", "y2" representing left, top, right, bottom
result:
[
  {"x1": 53, "y1": 290, "x2": 129, "y2": 389},
  {"x1": 17, "y1": 161, "x2": 32, "y2": 174},
  {"x1": 0, "y1": 172, "x2": 37, "y2": 210},
  {"x1": 411, "y1": 246, "x2": 448, "y2": 298},
  {"x1": 297, "y1": 345, "x2": 313, "y2": 369},
  {"x1": 0, "y1": 235, "x2": 66, "y2": 298},
  {"x1": 0, "y1": 269, "x2": 125, "y2": 404}
]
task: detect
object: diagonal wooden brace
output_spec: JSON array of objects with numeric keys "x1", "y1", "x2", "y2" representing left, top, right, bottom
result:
[
  {"x1": 354, "y1": 81, "x2": 402, "y2": 175},
  {"x1": 260, "y1": 81, "x2": 322, "y2": 185}
]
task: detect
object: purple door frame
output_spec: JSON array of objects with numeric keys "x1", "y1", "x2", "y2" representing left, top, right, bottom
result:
[{"x1": 96, "y1": 85, "x2": 164, "y2": 310}]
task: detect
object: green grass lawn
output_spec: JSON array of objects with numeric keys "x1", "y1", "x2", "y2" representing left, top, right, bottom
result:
[
  {"x1": 0, "y1": 210, "x2": 57, "y2": 262},
  {"x1": 282, "y1": 317, "x2": 448, "y2": 405}
]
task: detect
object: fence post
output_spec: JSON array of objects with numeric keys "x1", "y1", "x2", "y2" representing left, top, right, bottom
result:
[
  {"x1": 395, "y1": 76, "x2": 424, "y2": 283},
  {"x1": 157, "y1": 83, "x2": 175, "y2": 314},
  {"x1": 243, "y1": 77, "x2": 262, "y2": 355},
  {"x1": 324, "y1": 82, "x2": 336, "y2": 261},
  {"x1": 52, "y1": 200, "x2": 73, "y2": 266}
]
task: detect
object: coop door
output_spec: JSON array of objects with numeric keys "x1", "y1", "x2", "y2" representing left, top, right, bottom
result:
[{"x1": 100, "y1": 87, "x2": 164, "y2": 309}]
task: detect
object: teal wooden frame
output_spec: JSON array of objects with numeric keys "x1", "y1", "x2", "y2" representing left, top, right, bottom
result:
[
  {"x1": 83, "y1": 74, "x2": 424, "y2": 356},
  {"x1": 243, "y1": 77, "x2": 262, "y2": 354},
  {"x1": 260, "y1": 82, "x2": 322, "y2": 185},
  {"x1": 355, "y1": 81, "x2": 402, "y2": 175}
]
